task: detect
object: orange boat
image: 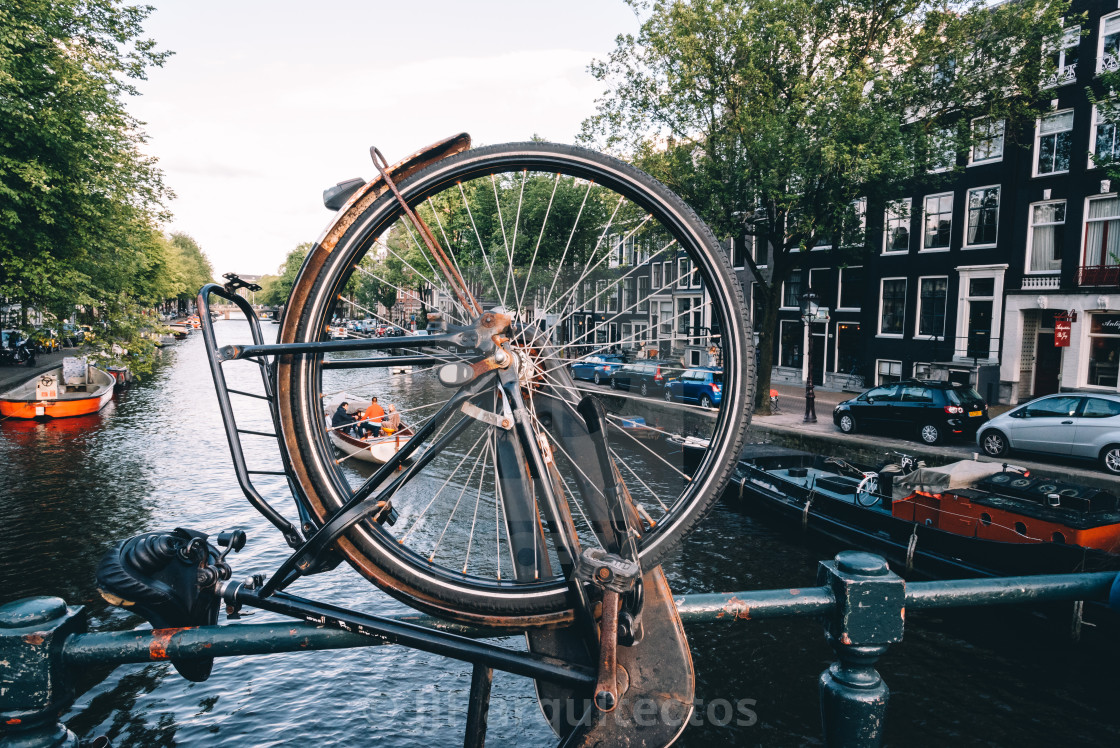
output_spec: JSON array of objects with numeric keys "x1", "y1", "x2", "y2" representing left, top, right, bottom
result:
[{"x1": 0, "y1": 360, "x2": 115, "y2": 419}]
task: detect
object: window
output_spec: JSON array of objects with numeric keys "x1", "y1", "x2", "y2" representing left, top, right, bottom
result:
[
  {"x1": 677, "y1": 258, "x2": 689, "y2": 288},
  {"x1": 607, "y1": 281, "x2": 619, "y2": 313},
  {"x1": 1083, "y1": 397, "x2": 1120, "y2": 417},
  {"x1": 808, "y1": 268, "x2": 828, "y2": 301},
  {"x1": 608, "y1": 234, "x2": 622, "y2": 268},
  {"x1": 913, "y1": 362, "x2": 932, "y2": 379},
  {"x1": 625, "y1": 235, "x2": 637, "y2": 266},
  {"x1": 1023, "y1": 396, "x2": 1081, "y2": 418},
  {"x1": 779, "y1": 320, "x2": 801, "y2": 368},
  {"x1": 922, "y1": 193, "x2": 953, "y2": 250},
  {"x1": 876, "y1": 360, "x2": 902, "y2": 385},
  {"x1": 637, "y1": 276, "x2": 650, "y2": 312},
  {"x1": 677, "y1": 297, "x2": 693, "y2": 336},
  {"x1": 1084, "y1": 195, "x2": 1120, "y2": 269},
  {"x1": 1090, "y1": 314, "x2": 1120, "y2": 388},
  {"x1": 970, "y1": 117, "x2": 1005, "y2": 164},
  {"x1": 884, "y1": 199, "x2": 911, "y2": 253},
  {"x1": 732, "y1": 236, "x2": 750, "y2": 268},
  {"x1": 782, "y1": 270, "x2": 802, "y2": 308},
  {"x1": 838, "y1": 266, "x2": 863, "y2": 310},
  {"x1": 1027, "y1": 201, "x2": 1065, "y2": 273},
  {"x1": 1099, "y1": 12, "x2": 1120, "y2": 74},
  {"x1": 664, "y1": 260, "x2": 675, "y2": 287},
  {"x1": 966, "y1": 186, "x2": 1000, "y2": 247},
  {"x1": 917, "y1": 277, "x2": 948, "y2": 338},
  {"x1": 1092, "y1": 104, "x2": 1120, "y2": 167},
  {"x1": 900, "y1": 384, "x2": 934, "y2": 403},
  {"x1": 1035, "y1": 110, "x2": 1073, "y2": 175},
  {"x1": 879, "y1": 278, "x2": 906, "y2": 336},
  {"x1": 652, "y1": 263, "x2": 662, "y2": 289},
  {"x1": 594, "y1": 280, "x2": 606, "y2": 312},
  {"x1": 1044, "y1": 26, "x2": 1080, "y2": 88},
  {"x1": 842, "y1": 197, "x2": 868, "y2": 247},
  {"x1": 927, "y1": 127, "x2": 955, "y2": 172}
]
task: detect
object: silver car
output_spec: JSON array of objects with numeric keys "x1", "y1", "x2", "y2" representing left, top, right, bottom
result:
[{"x1": 976, "y1": 393, "x2": 1120, "y2": 474}]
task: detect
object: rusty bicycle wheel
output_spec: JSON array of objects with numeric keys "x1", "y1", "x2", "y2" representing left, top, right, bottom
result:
[{"x1": 275, "y1": 140, "x2": 753, "y2": 625}]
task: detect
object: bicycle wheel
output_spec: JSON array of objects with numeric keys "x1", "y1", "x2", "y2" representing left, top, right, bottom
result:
[{"x1": 276, "y1": 140, "x2": 753, "y2": 624}]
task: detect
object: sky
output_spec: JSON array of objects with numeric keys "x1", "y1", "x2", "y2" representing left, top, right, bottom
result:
[{"x1": 129, "y1": 1, "x2": 642, "y2": 276}]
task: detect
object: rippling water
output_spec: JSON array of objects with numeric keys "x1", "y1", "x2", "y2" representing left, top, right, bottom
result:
[{"x1": 1, "y1": 321, "x2": 1117, "y2": 747}]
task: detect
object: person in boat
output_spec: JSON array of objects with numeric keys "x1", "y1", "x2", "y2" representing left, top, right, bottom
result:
[
  {"x1": 384, "y1": 403, "x2": 400, "y2": 433},
  {"x1": 357, "y1": 396, "x2": 386, "y2": 438},
  {"x1": 331, "y1": 401, "x2": 359, "y2": 435}
]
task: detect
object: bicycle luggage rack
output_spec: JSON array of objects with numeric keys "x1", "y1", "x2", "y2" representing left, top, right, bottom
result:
[{"x1": 197, "y1": 277, "x2": 305, "y2": 549}]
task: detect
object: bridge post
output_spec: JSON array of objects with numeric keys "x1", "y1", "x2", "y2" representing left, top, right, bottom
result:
[
  {"x1": 0, "y1": 598, "x2": 86, "y2": 748},
  {"x1": 817, "y1": 552, "x2": 905, "y2": 748}
]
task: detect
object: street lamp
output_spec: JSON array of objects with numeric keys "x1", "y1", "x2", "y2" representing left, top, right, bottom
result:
[{"x1": 800, "y1": 290, "x2": 819, "y2": 423}]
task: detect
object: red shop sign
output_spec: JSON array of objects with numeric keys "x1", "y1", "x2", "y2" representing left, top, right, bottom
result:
[{"x1": 1054, "y1": 319, "x2": 1071, "y2": 347}]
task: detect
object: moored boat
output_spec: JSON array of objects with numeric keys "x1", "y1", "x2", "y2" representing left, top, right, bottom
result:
[
  {"x1": 0, "y1": 358, "x2": 115, "y2": 419},
  {"x1": 731, "y1": 445, "x2": 1120, "y2": 579}
]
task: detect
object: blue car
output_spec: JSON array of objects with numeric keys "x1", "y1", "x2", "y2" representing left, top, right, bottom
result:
[
  {"x1": 570, "y1": 355, "x2": 625, "y2": 385},
  {"x1": 664, "y1": 367, "x2": 723, "y2": 408}
]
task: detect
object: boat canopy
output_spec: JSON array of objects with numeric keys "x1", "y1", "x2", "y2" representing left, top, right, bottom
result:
[{"x1": 891, "y1": 460, "x2": 1006, "y2": 499}]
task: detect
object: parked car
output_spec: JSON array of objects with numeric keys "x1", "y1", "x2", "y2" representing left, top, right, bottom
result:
[
  {"x1": 977, "y1": 393, "x2": 1120, "y2": 474},
  {"x1": 29, "y1": 327, "x2": 60, "y2": 353},
  {"x1": 610, "y1": 360, "x2": 685, "y2": 397},
  {"x1": 571, "y1": 355, "x2": 625, "y2": 385},
  {"x1": 664, "y1": 367, "x2": 723, "y2": 408},
  {"x1": 832, "y1": 379, "x2": 988, "y2": 445}
]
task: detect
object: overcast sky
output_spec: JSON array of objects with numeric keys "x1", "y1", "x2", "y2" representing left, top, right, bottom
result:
[{"x1": 131, "y1": 1, "x2": 642, "y2": 276}]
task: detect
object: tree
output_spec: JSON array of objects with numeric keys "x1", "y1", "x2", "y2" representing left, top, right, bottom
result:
[
  {"x1": 0, "y1": 1, "x2": 171, "y2": 315},
  {"x1": 259, "y1": 244, "x2": 311, "y2": 307},
  {"x1": 582, "y1": 0, "x2": 1065, "y2": 411}
]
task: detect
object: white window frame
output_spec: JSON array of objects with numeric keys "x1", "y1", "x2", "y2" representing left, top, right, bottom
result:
[
  {"x1": 1081, "y1": 193, "x2": 1120, "y2": 269},
  {"x1": 921, "y1": 192, "x2": 954, "y2": 252},
  {"x1": 927, "y1": 127, "x2": 955, "y2": 173},
  {"x1": 1043, "y1": 26, "x2": 1080, "y2": 89},
  {"x1": 883, "y1": 199, "x2": 911, "y2": 254},
  {"x1": 842, "y1": 197, "x2": 868, "y2": 248},
  {"x1": 594, "y1": 280, "x2": 606, "y2": 313},
  {"x1": 837, "y1": 266, "x2": 862, "y2": 311},
  {"x1": 1097, "y1": 11, "x2": 1120, "y2": 76},
  {"x1": 689, "y1": 259, "x2": 701, "y2": 288},
  {"x1": 1090, "y1": 103, "x2": 1120, "y2": 169},
  {"x1": 637, "y1": 275, "x2": 650, "y2": 313},
  {"x1": 915, "y1": 275, "x2": 949, "y2": 339},
  {"x1": 876, "y1": 359, "x2": 903, "y2": 386},
  {"x1": 652, "y1": 263, "x2": 662, "y2": 290},
  {"x1": 878, "y1": 277, "x2": 907, "y2": 338},
  {"x1": 969, "y1": 116, "x2": 1005, "y2": 165},
  {"x1": 608, "y1": 233, "x2": 621, "y2": 268},
  {"x1": 781, "y1": 270, "x2": 802, "y2": 310},
  {"x1": 1033, "y1": 109, "x2": 1074, "y2": 177},
  {"x1": 913, "y1": 362, "x2": 932, "y2": 380},
  {"x1": 677, "y1": 258, "x2": 689, "y2": 289},
  {"x1": 964, "y1": 185, "x2": 1000, "y2": 249},
  {"x1": 1025, "y1": 199, "x2": 1066, "y2": 275}
]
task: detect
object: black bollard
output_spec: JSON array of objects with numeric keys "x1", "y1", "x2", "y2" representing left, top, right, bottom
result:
[
  {"x1": 0, "y1": 597, "x2": 86, "y2": 748},
  {"x1": 817, "y1": 552, "x2": 905, "y2": 747}
]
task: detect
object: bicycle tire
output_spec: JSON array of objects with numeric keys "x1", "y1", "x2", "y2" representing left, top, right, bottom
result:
[{"x1": 276, "y1": 141, "x2": 753, "y2": 623}]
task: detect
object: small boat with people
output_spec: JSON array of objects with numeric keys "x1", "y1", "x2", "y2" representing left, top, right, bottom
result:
[
  {"x1": 731, "y1": 445, "x2": 1120, "y2": 580},
  {"x1": 324, "y1": 395, "x2": 412, "y2": 465},
  {"x1": 0, "y1": 357, "x2": 115, "y2": 419}
]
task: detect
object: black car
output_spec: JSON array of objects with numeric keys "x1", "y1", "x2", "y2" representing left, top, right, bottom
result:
[
  {"x1": 610, "y1": 359, "x2": 685, "y2": 397},
  {"x1": 832, "y1": 379, "x2": 988, "y2": 445}
]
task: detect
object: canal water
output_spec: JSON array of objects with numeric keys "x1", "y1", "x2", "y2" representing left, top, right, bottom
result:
[{"x1": 1, "y1": 321, "x2": 1117, "y2": 747}]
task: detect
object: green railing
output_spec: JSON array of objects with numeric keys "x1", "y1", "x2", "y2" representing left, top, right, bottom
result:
[{"x1": 1, "y1": 552, "x2": 1116, "y2": 748}]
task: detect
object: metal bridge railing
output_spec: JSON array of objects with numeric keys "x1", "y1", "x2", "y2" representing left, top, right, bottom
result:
[{"x1": 2, "y1": 552, "x2": 1117, "y2": 748}]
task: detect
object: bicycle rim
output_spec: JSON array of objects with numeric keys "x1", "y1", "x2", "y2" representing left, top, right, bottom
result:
[{"x1": 277, "y1": 141, "x2": 753, "y2": 623}]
